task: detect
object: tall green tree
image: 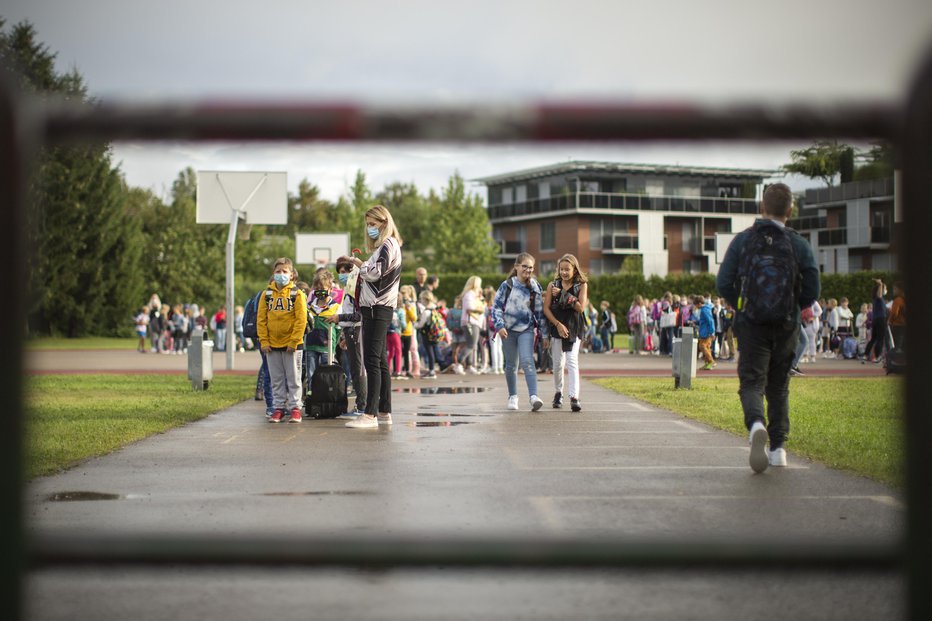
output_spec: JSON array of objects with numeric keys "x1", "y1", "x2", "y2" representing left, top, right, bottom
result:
[
  {"x1": 783, "y1": 140, "x2": 851, "y2": 186},
  {"x1": 854, "y1": 141, "x2": 895, "y2": 181},
  {"x1": 375, "y1": 181, "x2": 431, "y2": 264},
  {"x1": 428, "y1": 172, "x2": 498, "y2": 272},
  {"x1": 2, "y1": 20, "x2": 146, "y2": 336}
]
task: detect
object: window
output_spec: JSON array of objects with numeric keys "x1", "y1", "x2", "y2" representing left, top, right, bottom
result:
[
  {"x1": 540, "y1": 261, "x2": 556, "y2": 278},
  {"x1": 515, "y1": 185, "x2": 527, "y2": 203},
  {"x1": 590, "y1": 219, "x2": 603, "y2": 250},
  {"x1": 502, "y1": 187, "x2": 513, "y2": 204},
  {"x1": 682, "y1": 221, "x2": 695, "y2": 252},
  {"x1": 516, "y1": 224, "x2": 526, "y2": 249},
  {"x1": 540, "y1": 221, "x2": 555, "y2": 251}
]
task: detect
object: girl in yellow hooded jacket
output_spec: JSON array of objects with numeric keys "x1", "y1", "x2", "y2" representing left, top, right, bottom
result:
[{"x1": 257, "y1": 257, "x2": 308, "y2": 423}]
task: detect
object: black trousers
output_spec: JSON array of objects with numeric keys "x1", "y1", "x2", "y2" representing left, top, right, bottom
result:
[
  {"x1": 734, "y1": 318, "x2": 799, "y2": 448},
  {"x1": 343, "y1": 326, "x2": 367, "y2": 412},
  {"x1": 361, "y1": 305, "x2": 393, "y2": 415}
]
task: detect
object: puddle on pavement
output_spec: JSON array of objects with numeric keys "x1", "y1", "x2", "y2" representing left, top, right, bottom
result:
[
  {"x1": 415, "y1": 412, "x2": 492, "y2": 417},
  {"x1": 393, "y1": 386, "x2": 492, "y2": 394},
  {"x1": 258, "y1": 491, "x2": 372, "y2": 497},
  {"x1": 411, "y1": 421, "x2": 475, "y2": 427},
  {"x1": 47, "y1": 491, "x2": 124, "y2": 502}
]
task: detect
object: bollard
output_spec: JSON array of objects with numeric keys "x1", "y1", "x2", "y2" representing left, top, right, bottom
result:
[
  {"x1": 673, "y1": 327, "x2": 698, "y2": 389},
  {"x1": 187, "y1": 328, "x2": 214, "y2": 390}
]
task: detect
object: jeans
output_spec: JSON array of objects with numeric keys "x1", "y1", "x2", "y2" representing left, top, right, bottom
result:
[
  {"x1": 550, "y1": 337, "x2": 580, "y2": 398},
  {"x1": 258, "y1": 350, "x2": 273, "y2": 412},
  {"x1": 362, "y1": 305, "x2": 393, "y2": 415},
  {"x1": 215, "y1": 328, "x2": 226, "y2": 351},
  {"x1": 503, "y1": 329, "x2": 538, "y2": 398},
  {"x1": 305, "y1": 350, "x2": 328, "y2": 388},
  {"x1": 734, "y1": 318, "x2": 799, "y2": 448},
  {"x1": 792, "y1": 325, "x2": 808, "y2": 367}
]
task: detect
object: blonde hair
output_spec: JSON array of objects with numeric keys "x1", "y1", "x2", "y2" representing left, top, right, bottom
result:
[
  {"x1": 312, "y1": 270, "x2": 333, "y2": 290},
  {"x1": 555, "y1": 253, "x2": 587, "y2": 284},
  {"x1": 400, "y1": 284, "x2": 417, "y2": 303},
  {"x1": 365, "y1": 204, "x2": 404, "y2": 252},
  {"x1": 419, "y1": 290, "x2": 437, "y2": 307},
  {"x1": 459, "y1": 275, "x2": 483, "y2": 300}
]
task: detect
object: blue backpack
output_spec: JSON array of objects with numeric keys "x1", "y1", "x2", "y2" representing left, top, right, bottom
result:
[
  {"x1": 242, "y1": 291, "x2": 262, "y2": 340},
  {"x1": 737, "y1": 222, "x2": 800, "y2": 325}
]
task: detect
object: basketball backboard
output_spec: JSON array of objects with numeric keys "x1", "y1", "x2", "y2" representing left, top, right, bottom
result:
[
  {"x1": 296, "y1": 233, "x2": 350, "y2": 266},
  {"x1": 196, "y1": 171, "x2": 287, "y2": 224}
]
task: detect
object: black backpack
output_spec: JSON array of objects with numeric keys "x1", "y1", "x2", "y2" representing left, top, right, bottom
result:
[{"x1": 737, "y1": 222, "x2": 800, "y2": 325}]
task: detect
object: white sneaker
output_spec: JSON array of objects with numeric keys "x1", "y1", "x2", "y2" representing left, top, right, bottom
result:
[
  {"x1": 748, "y1": 421, "x2": 769, "y2": 473},
  {"x1": 507, "y1": 395, "x2": 519, "y2": 410},
  {"x1": 454, "y1": 364, "x2": 466, "y2": 375},
  {"x1": 377, "y1": 413, "x2": 393, "y2": 426},
  {"x1": 529, "y1": 395, "x2": 543, "y2": 412},
  {"x1": 345, "y1": 414, "x2": 378, "y2": 429},
  {"x1": 768, "y1": 448, "x2": 787, "y2": 467},
  {"x1": 467, "y1": 366, "x2": 481, "y2": 375}
]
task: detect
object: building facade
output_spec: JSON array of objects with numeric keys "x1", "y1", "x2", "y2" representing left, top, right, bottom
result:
[
  {"x1": 788, "y1": 176, "x2": 899, "y2": 273},
  {"x1": 475, "y1": 161, "x2": 774, "y2": 278}
]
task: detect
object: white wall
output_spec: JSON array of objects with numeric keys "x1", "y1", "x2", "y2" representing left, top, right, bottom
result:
[
  {"x1": 638, "y1": 212, "x2": 668, "y2": 277},
  {"x1": 848, "y1": 198, "x2": 870, "y2": 247}
]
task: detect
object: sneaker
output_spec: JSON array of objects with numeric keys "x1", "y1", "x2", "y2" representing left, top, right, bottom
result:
[
  {"x1": 265, "y1": 410, "x2": 275, "y2": 418},
  {"x1": 269, "y1": 409, "x2": 284, "y2": 423},
  {"x1": 701, "y1": 362, "x2": 717, "y2": 370},
  {"x1": 377, "y1": 413, "x2": 393, "y2": 426},
  {"x1": 768, "y1": 447, "x2": 787, "y2": 467},
  {"x1": 467, "y1": 366, "x2": 481, "y2": 375},
  {"x1": 530, "y1": 395, "x2": 543, "y2": 412},
  {"x1": 570, "y1": 397, "x2": 581, "y2": 412},
  {"x1": 552, "y1": 391, "x2": 563, "y2": 408},
  {"x1": 748, "y1": 421, "x2": 769, "y2": 473},
  {"x1": 345, "y1": 414, "x2": 378, "y2": 429},
  {"x1": 336, "y1": 410, "x2": 361, "y2": 420},
  {"x1": 789, "y1": 366, "x2": 805, "y2": 377},
  {"x1": 507, "y1": 395, "x2": 519, "y2": 410},
  {"x1": 289, "y1": 408, "x2": 302, "y2": 423},
  {"x1": 454, "y1": 363, "x2": 466, "y2": 375},
  {"x1": 395, "y1": 374, "x2": 409, "y2": 381}
]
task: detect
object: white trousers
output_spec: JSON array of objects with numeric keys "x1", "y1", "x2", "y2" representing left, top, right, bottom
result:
[{"x1": 550, "y1": 337, "x2": 580, "y2": 398}]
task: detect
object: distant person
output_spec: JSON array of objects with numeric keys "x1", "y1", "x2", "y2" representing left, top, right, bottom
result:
[
  {"x1": 458, "y1": 276, "x2": 486, "y2": 375},
  {"x1": 542, "y1": 253, "x2": 588, "y2": 412},
  {"x1": 171, "y1": 304, "x2": 188, "y2": 355},
  {"x1": 599, "y1": 301, "x2": 614, "y2": 353},
  {"x1": 233, "y1": 305, "x2": 245, "y2": 352},
  {"x1": 258, "y1": 257, "x2": 308, "y2": 424},
  {"x1": 862, "y1": 279, "x2": 888, "y2": 364},
  {"x1": 491, "y1": 252, "x2": 547, "y2": 412},
  {"x1": 717, "y1": 182, "x2": 820, "y2": 473},
  {"x1": 697, "y1": 295, "x2": 716, "y2": 370},
  {"x1": 888, "y1": 281, "x2": 906, "y2": 351},
  {"x1": 413, "y1": 267, "x2": 428, "y2": 298},
  {"x1": 134, "y1": 306, "x2": 149, "y2": 353}
]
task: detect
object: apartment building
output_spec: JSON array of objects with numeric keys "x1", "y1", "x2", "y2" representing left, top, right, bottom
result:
[
  {"x1": 788, "y1": 176, "x2": 899, "y2": 273},
  {"x1": 475, "y1": 161, "x2": 775, "y2": 278}
]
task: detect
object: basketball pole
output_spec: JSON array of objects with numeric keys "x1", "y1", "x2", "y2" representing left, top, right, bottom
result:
[{"x1": 220, "y1": 174, "x2": 268, "y2": 371}]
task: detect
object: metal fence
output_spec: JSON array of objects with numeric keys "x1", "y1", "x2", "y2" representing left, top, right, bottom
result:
[{"x1": 3, "y1": 49, "x2": 932, "y2": 619}]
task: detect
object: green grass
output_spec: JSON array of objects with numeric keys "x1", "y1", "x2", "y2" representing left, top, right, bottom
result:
[
  {"x1": 26, "y1": 336, "x2": 138, "y2": 350},
  {"x1": 594, "y1": 376, "x2": 904, "y2": 487},
  {"x1": 25, "y1": 374, "x2": 254, "y2": 478}
]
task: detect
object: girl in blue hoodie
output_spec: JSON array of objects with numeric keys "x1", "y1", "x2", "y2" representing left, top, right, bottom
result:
[{"x1": 492, "y1": 253, "x2": 548, "y2": 412}]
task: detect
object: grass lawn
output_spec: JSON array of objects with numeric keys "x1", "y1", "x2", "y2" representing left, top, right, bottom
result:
[
  {"x1": 594, "y1": 376, "x2": 904, "y2": 487},
  {"x1": 26, "y1": 337, "x2": 138, "y2": 350},
  {"x1": 25, "y1": 374, "x2": 254, "y2": 478}
]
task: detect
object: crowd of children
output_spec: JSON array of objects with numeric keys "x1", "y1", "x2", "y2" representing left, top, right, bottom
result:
[{"x1": 133, "y1": 295, "x2": 245, "y2": 355}]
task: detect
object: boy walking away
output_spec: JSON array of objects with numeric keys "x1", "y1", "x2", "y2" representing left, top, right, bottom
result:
[
  {"x1": 330, "y1": 258, "x2": 367, "y2": 420},
  {"x1": 717, "y1": 183, "x2": 820, "y2": 473},
  {"x1": 697, "y1": 295, "x2": 716, "y2": 370},
  {"x1": 258, "y1": 258, "x2": 308, "y2": 424}
]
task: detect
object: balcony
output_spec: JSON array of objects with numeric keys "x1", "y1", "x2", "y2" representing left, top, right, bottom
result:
[
  {"x1": 804, "y1": 178, "x2": 894, "y2": 206},
  {"x1": 787, "y1": 215, "x2": 828, "y2": 231},
  {"x1": 601, "y1": 234, "x2": 639, "y2": 253},
  {"x1": 817, "y1": 228, "x2": 848, "y2": 246},
  {"x1": 496, "y1": 239, "x2": 523, "y2": 257},
  {"x1": 487, "y1": 192, "x2": 758, "y2": 221},
  {"x1": 871, "y1": 227, "x2": 892, "y2": 244}
]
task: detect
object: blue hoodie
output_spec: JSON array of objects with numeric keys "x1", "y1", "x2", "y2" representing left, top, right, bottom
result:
[{"x1": 698, "y1": 301, "x2": 715, "y2": 338}]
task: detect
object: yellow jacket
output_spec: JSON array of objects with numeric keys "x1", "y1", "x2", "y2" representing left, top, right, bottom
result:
[{"x1": 257, "y1": 282, "x2": 308, "y2": 349}]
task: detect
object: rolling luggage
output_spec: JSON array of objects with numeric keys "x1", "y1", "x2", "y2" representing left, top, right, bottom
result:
[
  {"x1": 305, "y1": 324, "x2": 349, "y2": 419},
  {"x1": 885, "y1": 326, "x2": 906, "y2": 375}
]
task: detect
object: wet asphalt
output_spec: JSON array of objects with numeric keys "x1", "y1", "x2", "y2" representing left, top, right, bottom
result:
[{"x1": 24, "y1": 358, "x2": 902, "y2": 620}]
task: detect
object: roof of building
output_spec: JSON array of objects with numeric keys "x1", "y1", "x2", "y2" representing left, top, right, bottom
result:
[{"x1": 472, "y1": 160, "x2": 779, "y2": 185}]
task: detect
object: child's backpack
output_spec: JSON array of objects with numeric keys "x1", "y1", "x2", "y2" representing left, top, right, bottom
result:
[
  {"x1": 651, "y1": 301, "x2": 662, "y2": 322},
  {"x1": 737, "y1": 221, "x2": 800, "y2": 325},
  {"x1": 842, "y1": 336, "x2": 858, "y2": 359},
  {"x1": 627, "y1": 306, "x2": 641, "y2": 327},
  {"x1": 242, "y1": 292, "x2": 262, "y2": 340},
  {"x1": 425, "y1": 309, "x2": 449, "y2": 343},
  {"x1": 447, "y1": 307, "x2": 464, "y2": 334}
]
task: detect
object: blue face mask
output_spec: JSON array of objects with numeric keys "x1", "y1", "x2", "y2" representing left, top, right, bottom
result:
[
  {"x1": 367, "y1": 226, "x2": 380, "y2": 239},
  {"x1": 273, "y1": 273, "x2": 290, "y2": 287},
  {"x1": 338, "y1": 273, "x2": 349, "y2": 285}
]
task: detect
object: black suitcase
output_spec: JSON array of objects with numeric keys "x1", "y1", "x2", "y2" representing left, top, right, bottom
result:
[
  {"x1": 885, "y1": 326, "x2": 906, "y2": 375},
  {"x1": 305, "y1": 324, "x2": 349, "y2": 419}
]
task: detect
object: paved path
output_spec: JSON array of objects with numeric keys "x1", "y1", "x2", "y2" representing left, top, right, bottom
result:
[{"x1": 24, "y1": 371, "x2": 902, "y2": 620}]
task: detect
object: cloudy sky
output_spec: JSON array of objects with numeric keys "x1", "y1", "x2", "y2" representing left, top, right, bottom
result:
[{"x1": 4, "y1": 0, "x2": 932, "y2": 202}]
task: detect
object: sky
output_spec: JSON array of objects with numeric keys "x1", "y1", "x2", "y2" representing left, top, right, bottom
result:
[{"x1": 4, "y1": 0, "x2": 932, "y2": 203}]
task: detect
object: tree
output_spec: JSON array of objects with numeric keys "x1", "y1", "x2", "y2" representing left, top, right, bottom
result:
[
  {"x1": 783, "y1": 140, "x2": 851, "y2": 187},
  {"x1": 428, "y1": 173, "x2": 498, "y2": 273},
  {"x1": 2, "y1": 21, "x2": 146, "y2": 336},
  {"x1": 854, "y1": 141, "x2": 895, "y2": 181},
  {"x1": 375, "y1": 181, "x2": 431, "y2": 264}
]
